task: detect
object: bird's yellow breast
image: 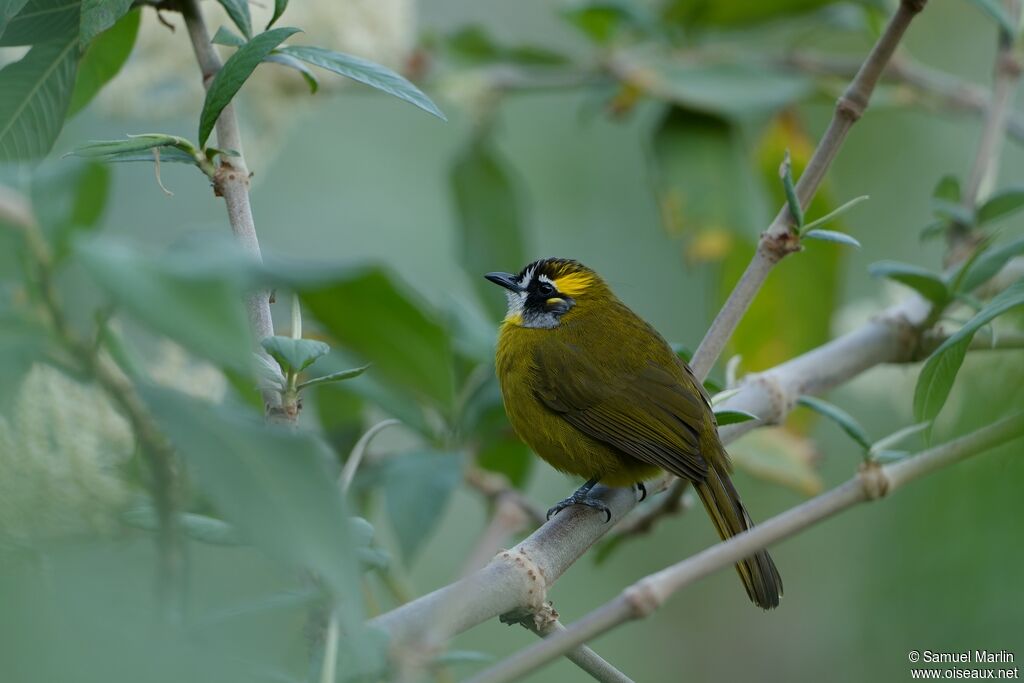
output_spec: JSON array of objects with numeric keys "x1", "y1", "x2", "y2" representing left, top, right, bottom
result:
[{"x1": 494, "y1": 321, "x2": 660, "y2": 486}]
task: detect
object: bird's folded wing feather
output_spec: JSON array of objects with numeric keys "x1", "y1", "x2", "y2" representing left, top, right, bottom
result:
[{"x1": 531, "y1": 336, "x2": 710, "y2": 482}]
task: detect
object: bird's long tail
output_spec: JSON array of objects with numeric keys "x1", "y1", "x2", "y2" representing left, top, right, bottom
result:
[{"x1": 694, "y1": 465, "x2": 783, "y2": 609}]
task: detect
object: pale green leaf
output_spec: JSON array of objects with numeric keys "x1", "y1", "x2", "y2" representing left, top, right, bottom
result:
[
  {"x1": 264, "y1": 51, "x2": 319, "y2": 93},
  {"x1": 297, "y1": 364, "x2": 369, "y2": 391},
  {"x1": 279, "y1": 45, "x2": 446, "y2": 120},
  {"x1": 868, "y1": 260, "x2": 949, "y2": 306},
  {"x1": 68, "y1": 7, "x2": 139, "y2": 116},
  {"x1": 798, "y1": 395, "x2": 872, "y2": 452},
  {"x1": 803, "y1": 229, "x2": 862, "y2": 248},
  {"x1": 214, "y1": 0, "x2": 251, "y2": 38},
  {"x1": 267, "y1": 0, "x2": 287, "y2": 29},
  {"x1": 959, "y1": 235, "x2": 1024, "y2": 293},
  {"x1": 714, "y1": 408, "x2": 759, "y2": 426},
  {"x1": 977, "y1": 187, "x2": 1024, "y2": 225},
  {"x1": 79, "y1": 0, "x2": 132, "y2": 45},
  {"x1": 0, "y1": 37, "x2": 79, "y2": 161},
  {"x1": 914, "y1": 279, "x2": 1024, "y2": 422},
  {"x1": 260, "y1": 335, "x2": 330, "y2": 374},
  {"x1": 199, "y1": 27, "x2": 301, "y2": 147}
]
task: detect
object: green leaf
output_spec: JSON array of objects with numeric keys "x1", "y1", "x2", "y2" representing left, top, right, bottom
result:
[
  {"x1": 619, "y1": 53, "x2": 812, "y2": 121},
  {"x1": 451, "y1": 137, "x2": 526, "y2": 319},
  {"x1": 75, "y1": 237, "x2": 254, "y2": 371},
  {"x1": 67, "y1": 7, "x2": 139, "y2": 117},
  {"x1": 798, "y1": 395, "x2": 872, "y2": 452},
  {"x1": 931, "y1": 198, "x2": 974, "y2": 226},
  {"x1": 383, "y1": 450, "x2": 463, "y2": 564},
  {"x1": 0, "y1": 0, "x2": 78, "y2": 45},
  {"x1": 260, "y1": 335, "x2": 330, "y2": 374},
  {"x1": 932, "y1": 174, "x2": 961, "y2": 203},
  {"x1": 199, "y1": 26, "x2": 301, "y2": 147},
  {"x1": 141, "y1": 385, "x2": 359, "y2": 597},
  {"x1": 965, "y1": 0, "x2": 1016, "y2": 37},
  {"x1": 959, "y1": 236, "x2": 1024, "y2": 293},
  {"x1": 211, "y1": 25, "x2": 245, "y2": 47},
  {"x1": 663, "y1": 0, "x2": 841, "y2": 28},
  {"x1": 265, "y1": 51, "x2": 319, "y2": 93},
  {"x1": 79, "y1": 0, "x2": 132, "y2": 45},
  {"x1": 803, "y1": 229, "x2": 862, "y2": 248},
  {"x1": 267, "y1": 0, "x2": 287, "y2": 29},
  {"x1": 713, "y1": 408, "x2": 759, "y2": 426},
  {"x1": 214, "y1": 0, "x2": 251, "y2": 39},
  {"x1": 0, "y1": 37, "x2": 79, "y2": 162},
  {"x1": 780, "y1": 151, "x2": 803, "y2": 228},
  {"x1": 869, "y1": 422, "x2": 930, "y2": 458},
  {"x1": 651, "y1": 108, "x2": 763, "y2": 240},
  {"x1": 123, "y1": 506, "x2": 244, "y2": 546},
  {"x1": 279, "y1": 45, "x2": 446, "y2": 121},
  {"x1": 977, "y1": 187, "x2": 1024, "y2": 225},
  {"x1": 441, "y1": 25, "x2": 567, "y2": 66},
  {"x1": 868, "y1": 260, "x2": 950, "y2": 306},
  {"x1": 560, "y1": 0, "x2": 655, "y2": 43},
  {"x1": 914, "y1": 278, "x2": 1024, "y2": 422},
  {"x1": 297, "y1": 267, "x2": 455, "y2": 412},
  {"x1": 801, "y1": 195, "x2": 869, "y2": 232},
  {"x1": 0, "y1": 0, "x2": 31, "y2": 41},
  {"x1": 30, "y1": 159, "x2": 109, "y2": 261},
  {"x1": 297, "y1": 364, "x2": 369, "y2": 391},
  {"x1": 69, "y1": 134, "x2": 200, "y2": 165}
]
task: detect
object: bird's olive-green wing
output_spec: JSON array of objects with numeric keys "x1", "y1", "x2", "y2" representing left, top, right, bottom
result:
[{"x1": 531, "y1": 335, "x2": 711, "y2": 482}]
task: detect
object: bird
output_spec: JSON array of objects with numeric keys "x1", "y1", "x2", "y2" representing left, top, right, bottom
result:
[{"x1": 485, "y1": 257, "x2": 782, "y2": 609}]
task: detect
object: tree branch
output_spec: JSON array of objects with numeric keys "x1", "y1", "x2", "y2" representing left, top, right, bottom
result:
[
  {"x1": 690, "y1": 0, "x2": 928, "y2": 380},
  {"x1": 178, "y1": 0, "x2": 283, "y2": 417},
  {"x1": 468, "y1": 413, "x2": 1024, "y2": 683}
]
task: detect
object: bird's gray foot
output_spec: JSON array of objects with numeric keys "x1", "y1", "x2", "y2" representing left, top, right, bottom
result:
[
  {"x1": 546, "y1": 477, "x2": 611, "y2": 522},
  {"x1": 635, "y1": 481, "x2": 647, "y2": 502}
]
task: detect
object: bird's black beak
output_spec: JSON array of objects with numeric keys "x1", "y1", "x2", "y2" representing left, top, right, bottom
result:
[{"x1": 484, "y1": 272, "x2": 522, "y2": 292}]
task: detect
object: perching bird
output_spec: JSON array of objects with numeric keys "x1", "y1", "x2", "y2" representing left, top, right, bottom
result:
[{"x1": 486, "y1": 258, "x2": 782, "y2": 609}]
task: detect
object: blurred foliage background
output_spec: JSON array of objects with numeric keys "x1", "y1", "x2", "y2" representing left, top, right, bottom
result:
[{"x1": 1, "y1": 0, "x2": 1023, "y2": 681}]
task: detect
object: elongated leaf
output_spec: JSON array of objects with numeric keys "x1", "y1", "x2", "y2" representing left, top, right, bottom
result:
[
  {"x1": 0, "y1": 38, "x2": 79, "y2": 162},
  {"x1": 0, "y1": 0, "x2": 31, "y2": 40},
  {"x1": 68, "y1": 7, "x2": 139, "y2": 116},
  {"x1": 798, "y1": 395, "x2": 872, "y2": 452},
  {"x1": 297, "y1": 364, "x2": 369, "y2": 390},
  {"x1": 803, "y1": 229, "x2": 861, "y2": 248},
  {"x1": 977, "y1": 187, "x2": 1024, "y2": 225},
  {"x1": 142, "y1": 385, "x2": 358, "y2": 597},
  {"x1": 931, "y1": 198, "x2": 974, "y2": 225},
  {"x1": 914, "y1": 278, "x2": 1024, "y2": 421},
  {"x1": 279, "y1": 45, "x2": 445, "y2": 121},
  {"x1": 199, "y1": 26, "x2": 300, "y2": 147},
  {"x1": 79, "y1": 0, "x2": 132, "y2": 45},
  {"x1": 260, "y1": 335, "x2": 329, "y2": 374},
  {"x1": 69, "y1": 133, "x2": 197, "y2": 164},
  {"x1": 959, "y1": 236, "x2": 1024, "y2": 293},
  {"x1": 561, "y1": 0, "x2": 655, "y2": 43},
  {"x1": 714, "y1": 408, "x2": 759, "y2": 426},
  {"x1": 75, "y1": 237, "x2": 253, "y2": 370},
  {"x1": 211, "y1": 25, "x2": 244, "y2": 47},
  {"x1": 618, "y1": 53, "x2": 812, "y2": 121},
  {"x1": 0, "y1": 0, "x2": 78, "y2": 45},
  {"x1": 966, "y1": 0, "x2": 1016, "y2": 36},
  {"x1": 264, "y1": 51, "x2": 318, "y2": 93},
  {"x1": 297, "y1": 266, "x2": 455, "y2": 412},
  {"x1": 384, "y1": 450, "x2": 463, "y2": 564},
  {"x1": 215, "y1": 0, "x2": 251, "y2": 38},
  {"x1": 267, "y1": 0, "x2": 287, "y2": 29},
  {"x1": 801, "y1": 195, "x2": 869, "y2": 232},
  {"x1": 451, "y1": 137, "x2": 526, "y2": 319},
  {"x1": 868, "y1": 260, "x2": 949, "y2": 306}
]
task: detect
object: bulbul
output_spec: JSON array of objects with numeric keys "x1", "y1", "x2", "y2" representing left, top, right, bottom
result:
[{"x1": 486, "y1": 258, "x2": 782, "y2": 609}]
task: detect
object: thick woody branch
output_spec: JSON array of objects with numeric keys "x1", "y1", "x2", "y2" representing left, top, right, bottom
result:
[
  {"x1": 690, "y1": 0, "x2": 928, "y2": 380},
  {"x1": 179, "y1": 0, "x2": 282, "y2": 416},
  {"x1": 468, "y1": 413, "x2": 1024, "y2": 683}
]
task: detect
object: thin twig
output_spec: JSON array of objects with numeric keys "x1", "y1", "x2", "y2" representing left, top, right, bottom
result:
[
  {"x1": 179, "y1": 0, "x2": 282, "y2": 417},
  {"x1": 468, "y1": 414, "x2": 1024, "y2": 683},
  {"x1": 521, "y1": 617, "x2": 635, "y2": 683},
  {"x1": 465, "y1": 466, "x2": 546, "y2": 527},
  {"x1": 338, "y1": 419, "x2": 401, "y2": 493},
  {"x1": 690, "y1": 0, "x2": 929, "y2": 381}
]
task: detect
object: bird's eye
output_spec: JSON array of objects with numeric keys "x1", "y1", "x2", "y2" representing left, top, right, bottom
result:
[{"x1": 537, "y1": 282, "x2": 555, "y2": 296}]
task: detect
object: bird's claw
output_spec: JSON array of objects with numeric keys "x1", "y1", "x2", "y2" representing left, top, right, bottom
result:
[
  {"x1": 546, "y1": 492, "x2": 612, "y2": 523},
  {"x1": 635, "y1": 481, "x2": 647, "y2": 502}
]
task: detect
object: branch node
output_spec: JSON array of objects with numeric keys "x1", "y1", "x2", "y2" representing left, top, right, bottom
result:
[
  {"x1": 858, "y1": 461, "x2": 891, "y2": 500},
  {"x1": 622, "y1": 579, "x2": 662, "y2": 619},
  {"x1": 874, "y1": 310, "x2": 921, "y2": 362},
  {"x1": 743, "y1": 372, "x2": 793, "y2": 424},
  {"x1": 901, "y1": 0, "x2": 927, "y2": 14},
  {"x1": 759, "y1": 230, "x2": 802, "y2": 263},
  {"x1": 212, "y1": 163, "x2": 251, "y2": 198},
  {"x1": 495, "y1": 546, "x2": 548, "y2": 618},
  {"x1": 997, "y1": 52, "x2": 1022, "y2": 79},
  {"x1": 836, "y1": 93, "x2": 867, "y2": 122}
]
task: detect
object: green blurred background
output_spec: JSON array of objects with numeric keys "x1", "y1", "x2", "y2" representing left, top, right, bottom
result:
[{"x1": 2, "y1": 0, "x2": 1023, "y2": 681}]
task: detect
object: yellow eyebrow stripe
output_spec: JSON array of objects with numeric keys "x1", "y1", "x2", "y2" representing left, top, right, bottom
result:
[{"x1": 551, "y1": 272, "x2": 594, "y2": 296}]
